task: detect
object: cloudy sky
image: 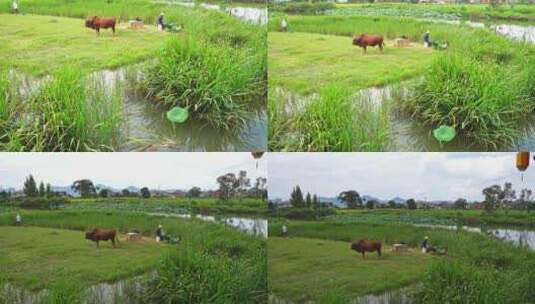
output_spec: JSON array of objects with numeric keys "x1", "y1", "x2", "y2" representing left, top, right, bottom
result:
[
  {"x1": 0, "y1": 153, "x2": 266, "y2": 190},
  {"x1": 268, "y1": 153, "x2": 535, "y2": 201}
]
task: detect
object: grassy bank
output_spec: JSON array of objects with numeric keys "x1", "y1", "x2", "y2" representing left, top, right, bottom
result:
[
  {"x1": 0, "y1": 209, "x2": 267, "y2": 302},
  {"x1": 334, "y1": 208, "x2": 535, "y2": 227},
  {"x1": 65, "y1": 197, "x2": 268, "y2": 216},
  {"x1": 333, "y1": 3, "x2": 535, "y2": 22},
  {"x1": 269, "y1": 236, "x2": 433, "y2": 302},
  {"x1": 0, "y1": 226, "x2": 163, "y2": 290},
  {"x1": 268, "y1": 220, "x2": 535, "y2": 303}
]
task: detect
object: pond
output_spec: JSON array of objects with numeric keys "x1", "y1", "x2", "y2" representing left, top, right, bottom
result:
[
  {"x1": 10, "y1": 66, "x2": 267, "y2": 152},
  {"x1": 147, "y1": 212, "x2": 268, "y2": 238},
  {"x1": 413, "y1": 223, "x2": 535, "y2": 251},
  {"x1": 150, "y1": 1, "x2": 267, "y2": 25}
]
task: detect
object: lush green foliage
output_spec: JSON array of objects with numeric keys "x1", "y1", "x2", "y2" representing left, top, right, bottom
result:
[
  {"x1": 269, "y1": 236, "x2": 433, "y2": 302},
  {"x1": 268, "y1": 14, "x2": 535, "y2": 149},
  {"x1": 144, "y1": 35, "x2": 265, "y2": 130}
]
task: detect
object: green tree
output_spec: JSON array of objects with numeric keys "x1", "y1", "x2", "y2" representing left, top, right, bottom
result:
[
  {"x1": 38, "y1": 182, "x2": 46, "y2": 197},
  {"x1": 454, "y1": 198, "x2": 468, "y2": 210},
  {"x1": 312, "y1": 194, "x2": 320, "y2": 209},
  {"x1": 217, "y1": 173, "x2": 239, "y2": 200},
  {"x1": 237, "y1": 170, "x2": 251, "y2": 197},
  {"x1": 366, "y1": 200, "x2": 376, "y2": 209},
  {"x1": 338, "y1": 190, "x2": 362, "y2": 209},
  {"x1": 122, "y1": 189, "x2": 131, "y2": 197},
  {"x1": 188, "y1": 186, "x2": 202, "y2": 198},
  {"x1": 406, "y1": 198, "x2": 417, "y2": 210},
  {"x1": 252, "y1": 177, "x2": 267, "y2": 201},
  {"x1": 72, "y1": 179, "x2": 96, "y2": 198},
  {"x1": 46, "y1": 183, "x2": 52, "y2": 197},
  {"x1": 23, "y1": 175, "x2": 38, "y2": 197},
  {"x1": 388, "y1": 200, "x2": 396, "y2": 208},
  {"x1": 290, "y1": 185, "x2": 305, "y2": 208},
  {"x1": 305, "y1": 192, "x2": 312, "y2": 209},
  {"x1": 482, "y1": 184, "x2": 501, "y2": 214},
  {"x1": 140, "y1": 187, "x2": 151, "y2": 198},
  {"x1": 99, "y1": 189, "x2": 110, "y2": 198}
]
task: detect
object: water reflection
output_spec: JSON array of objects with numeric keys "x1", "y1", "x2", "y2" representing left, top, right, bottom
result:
[{"x1": 413, "y1": 223, "x2": 535, "y2": 250}]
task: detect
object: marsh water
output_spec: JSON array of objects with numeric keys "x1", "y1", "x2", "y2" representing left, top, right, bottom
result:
[
  {"x1": 151, "y1": 0, "x2": 267, "y2": 25},
  {"x1": 147, "y1": 211, "x2": 268, "y2": 237},
  {"x1": 11, "y1": 66, "x2": 266, "y2": 152},
  {"x1": 414, "y1": 223, "x2": 535, "y2": 250}
]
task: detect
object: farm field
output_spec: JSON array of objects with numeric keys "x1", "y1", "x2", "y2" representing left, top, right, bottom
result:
[
  {"x1": 0, "y1": 0, "x2": 267, "y2": 152},
  {"x1": 268, "y1": 10, "x2": 535, "y2": 152},
  {"x1": 268, "y1": 236, "x2": 433, "y2": 302}
]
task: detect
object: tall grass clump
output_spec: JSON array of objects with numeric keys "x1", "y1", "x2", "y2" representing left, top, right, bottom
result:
[
  {"x1": 42, "y1": 280, "x2": 85, "y2": 304},
  {"x1": 269, "y1": 85, "x2": 390, "y2": 151},
  {"x1": 0, "y1": 69, "x2": 23, "y2": 149},
  {"x1": 145, "y1": 235, "x2": 266, "y2": 303},
  {"x1": 402, "y1": 53, "x2": 535, "y2": 148},
  {"x1": 8, "y1": 67, "x2": 122, "y2": 151},
  {"x1": 145, "y1": 37, "x2": 263, "y2": 131}
]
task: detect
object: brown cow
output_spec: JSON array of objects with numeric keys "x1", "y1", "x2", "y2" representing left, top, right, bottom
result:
[
  {"x1": 85, "y1": 228, "x2": 120, "y2": 248},
  {"x1": 352, "y1": 34, "x2": 385, "y2": 54},
  {"x1": 85, "y1": 16, "x2": 117, "y2": 36},
  {"x1": 351, "y1": 239, "x2": 382, "y2": 259}
]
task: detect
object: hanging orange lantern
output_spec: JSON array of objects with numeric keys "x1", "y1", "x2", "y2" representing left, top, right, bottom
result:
[
  {"x1": 251, "y1": 151, "x2": 264, "y2": 159},
  {"x1": 516, "y1": 151, "x2": 530, "y2": 172},
  {"x1": 251, "y1": 151, "x2": 264, "y2": 170}
]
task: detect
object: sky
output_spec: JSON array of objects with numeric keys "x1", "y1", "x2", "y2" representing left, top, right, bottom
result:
[
  {"x1": 268, "y1": 152, "x2": 535, "y2": 201},
  {"x1": 0, "y1": 153, "x2": 266, "y2": 190}
]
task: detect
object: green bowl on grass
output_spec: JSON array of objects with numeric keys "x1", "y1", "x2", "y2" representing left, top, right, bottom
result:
[
  {"x1": 166, "y1": 106, "x2": 189, "y2": 123},
  {"x1": 433, "y1": 125, "x2": 456, "y2": 143}
]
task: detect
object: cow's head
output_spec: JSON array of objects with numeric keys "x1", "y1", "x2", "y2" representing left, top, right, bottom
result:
[
  {"x1": 85, "y1": 229, "x2": 96, "y2": 240},
  {"x1": 352, "y1": 35, "x2": 364, "y2": 47},
  {"x1": 351, "y1": 241, "x2": 363, "y2": 252},
  {"x1": 85, "y1": 16, "x2": 97, "y2": 29}
]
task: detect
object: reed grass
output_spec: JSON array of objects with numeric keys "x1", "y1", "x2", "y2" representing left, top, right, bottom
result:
[
  {"x1": 269, "y1": 85, "x2": 390, "y2": 151},
  {"x1": 144, "y1": 36, "x2": 264, "y2": 130}
]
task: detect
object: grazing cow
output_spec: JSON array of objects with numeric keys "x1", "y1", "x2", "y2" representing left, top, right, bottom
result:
[
  {"x1": 352, "y1": 34, "x2": 385, "y2": 54},
  {"x1": 85, "y1": 16, "x2": 117, "y2": 36},
  {"x1": 351, "y1": 239, "x2": 382, "y2": 259},
  {"x1": 85, "y1": 228, "x2": 120, "y2": 248}
]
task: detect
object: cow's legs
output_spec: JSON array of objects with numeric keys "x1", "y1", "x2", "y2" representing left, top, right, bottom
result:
[
  {"x1": 96, "y1": 28, "x2": 100, "y2": 36},
  {"x1": 96, "y1": 241, "x2": 99, "y2": 248},
  {"x1": 112, "y1": 238, "x2": 116, "y2": 247},
  {"x1": 379, "y1": 44, "x2": 384, "y2": 53},
  {"x1": 363, "y1": 46, "x2": 367, "y2": 54},
  {"x1": 377, "y1": 247, "x2": 381, "y2": 257},
  {"x1": 362, "y1": 252, "x2": 365, "y2": 259},
  {"x1": 112, "y1": 25, "x2": 115, "y2": 35}
]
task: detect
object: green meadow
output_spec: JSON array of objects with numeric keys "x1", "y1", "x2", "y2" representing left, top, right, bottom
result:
[
  {"x1": 0, "y1": 14, "x2": 166, "y2": 76},
  {"x1": 268, "y1": 32, "x2": 434, "y2": 95},
  {"x1": 0, "y1": 226, "x2": 163, "y2": 290},
  {"x1": 269, "y1": 236, "x2": 433, "y2": 302},
  {"x1": 268, "y1": 13, "x2": 535, "y2": 151}
]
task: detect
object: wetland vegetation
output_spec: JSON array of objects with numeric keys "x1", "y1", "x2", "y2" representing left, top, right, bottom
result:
[
  {"x1": 0, "y1": 0, "x2": 267, "y2": 152},
  {"x1": 268, "y1": 5, "x2": 535, "y2": 151}
]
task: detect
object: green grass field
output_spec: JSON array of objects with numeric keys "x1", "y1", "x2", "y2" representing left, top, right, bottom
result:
[
  {"x1": 268, "y1": 32, "x2": 434, "y2": 95},
  {"x1": 0, "y1": 14, "x2": 167, "y2": 76},
  {"x1": 0, "y1": 226, "x2": 164, "y2": 290},
  {"x1": 269, "y1": 236, "x2": 433, "y2": 302}
]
